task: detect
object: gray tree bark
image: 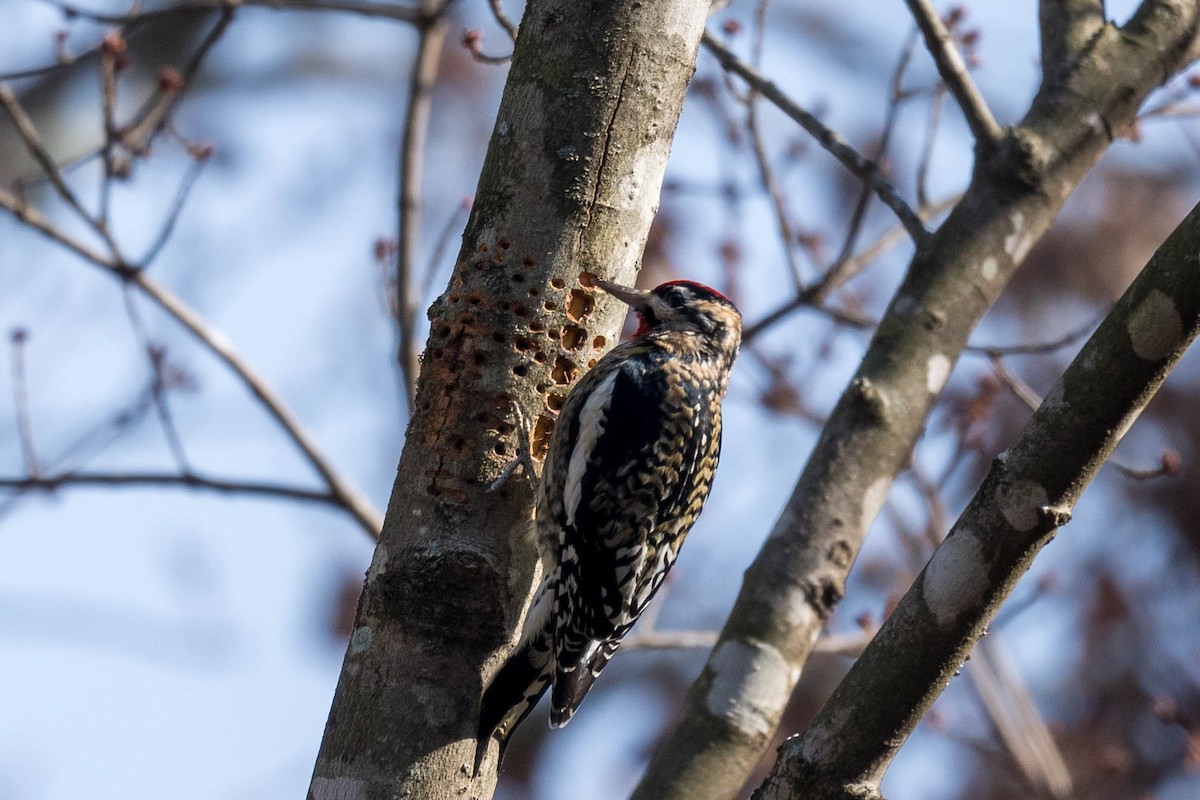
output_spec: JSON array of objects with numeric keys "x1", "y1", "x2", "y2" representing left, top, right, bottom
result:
[{"x1": 307, "y1": 2, "x2": 710, "y2": 798}]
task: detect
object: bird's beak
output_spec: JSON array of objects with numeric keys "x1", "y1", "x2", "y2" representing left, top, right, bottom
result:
[{"x1": 593, "y1": 278, "x2": 654, "y2": 312}]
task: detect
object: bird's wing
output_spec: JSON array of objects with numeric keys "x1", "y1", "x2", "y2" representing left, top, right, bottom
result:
[{"x1": 547, "y1": 351, "x2": 718, "y2": 725}]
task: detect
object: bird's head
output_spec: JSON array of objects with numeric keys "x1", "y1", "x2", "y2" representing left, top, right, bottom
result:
[{"x1": 592, "y1": 278, "x2": 742, "y2": 350}]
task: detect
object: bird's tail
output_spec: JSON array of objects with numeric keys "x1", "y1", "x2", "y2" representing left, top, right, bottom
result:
[
  {"x1": 474, "y1": 628, "x2": 552, "y2": 775},
  {"x1": 474, "y1": 582, "x2": 556, "y2": 777},
  {"x1": 549, "y1": 638, "x2": 620, "y2": 728}
]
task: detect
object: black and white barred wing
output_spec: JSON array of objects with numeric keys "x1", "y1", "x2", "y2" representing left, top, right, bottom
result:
[{"x1": 548, "y1": 351, "x2": 716, "y2": 726}]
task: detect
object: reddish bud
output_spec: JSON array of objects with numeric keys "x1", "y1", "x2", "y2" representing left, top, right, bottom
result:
[
  {"x1": 158, "y1": 67, "x2": 184, "y2": 93},
  {"x1": 461, "y1": 29, "x2": 483, "y2": 50},
  {"x1": 1161, "y1": 449, "x2": 1183, "y2": 475},
  {"x1": 186, "y1": 142, "x2": 215, "y2": 162},
  {"x1": 721, "y1": 18, "x2": 742, "y2": 36},
  {"x1": 374, "y1": 237, "x2": 397, "y2": 263},
  {"x1": 101, "y1": 31, "x2": 127, "y2": 55}
]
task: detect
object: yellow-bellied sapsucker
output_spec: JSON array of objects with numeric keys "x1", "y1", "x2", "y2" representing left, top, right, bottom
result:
[{"x1": 475, "y1": 278, "x2": 742, "y2": 773}]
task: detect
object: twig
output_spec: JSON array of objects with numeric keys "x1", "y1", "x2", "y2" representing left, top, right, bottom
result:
[
  {"x1": 126, "y1": 269, "x2": 385, "y2": 536},
  {"x1": 0, "y1": 188, "x2": 384, "y2": 538},
  {"x1": 623, "y1": 628, "x2": 872, "y2": 656},
  {"x1": 1110, "y1": 449, "x2": 1182, "y2": 481},
  {"x1": 37, "y1": 0, "x2": 422, "y2": 25},
  {"x1": 461, "y1": 30, "x2": 512, "y2": 64},
  {"x1": 0, "y1": 470, "x2": 345, "y2": 508},
  {"x1": 487, "y1": 0, "x2": 518, "y2": 40},
  {"x1": 623, "y1": 629, "x2": 718, "y2": 651},
  {"x1": 701, "y1": 30, "x2": 929, "y2": 244},
  {"x1": 968, "y1": 638, "x2": 1075, "y2": 800},
  {"x1": 741, "y1": 1, "x2": 804, "y2": 289},
  {"x1": 903, "y1": 0, "x2": 1002, "y2": 144},
  {"x1": 120, "y1": 9, "x2": 235, "y2": 157},
  {"x1": 9, "y1": 330, "x2": 41, "y2": 478},
  {"x1": 743, "y1": 194, "x2": 961, "y2": 343},
  {"x1": 99, "y1": 33, "x2": 121, "y2": 226},
  {"x1": 831, "y1": 30, "x2": 920, "y2": 272},
  {"x1": 135, "y1": 153, "x2": 209, "y2": 268},
  {"x1": 395, "y1": 2, "x2": 450, "y2": 412},
  {"x1": 121, "y1": 288, "x2": 192, "y2": 472},
  {"x1": 420, "y1": 197, "x2": 472, "y2": 300},
  {"x1": 4, "y1": 0, "x2": 416, "y2": 82},
  {"x1": 915, "y1": 84, "x2": 945, "y2": 208},
  {"x1": 965, "y1": 313, "x2": 1101, "y2": 356},
  {"x1": 989, "y1": 354, "x2": 1042, "y2": 412},
  {"x1": 0, "y1": 186, "x2": 112, "y2": 265}
]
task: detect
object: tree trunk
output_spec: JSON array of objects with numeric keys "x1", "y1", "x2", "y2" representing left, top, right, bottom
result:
[{"x1": 308, "y1": 2, "x2": 710, "y2": 798}]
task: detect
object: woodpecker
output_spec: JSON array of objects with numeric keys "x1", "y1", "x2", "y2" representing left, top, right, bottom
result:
[{"x1": 475, "y1": 277, "x2": 742, "y2": 773}]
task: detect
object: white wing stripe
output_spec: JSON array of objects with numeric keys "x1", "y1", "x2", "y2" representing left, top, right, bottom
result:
[{"x1": 564, "y1": 370, "x2": 619, "y2": 527}]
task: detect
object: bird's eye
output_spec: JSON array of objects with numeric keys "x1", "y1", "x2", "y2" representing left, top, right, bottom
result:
[{"x1": 665, "y1": 288, "x2": 688, "y2": 308}]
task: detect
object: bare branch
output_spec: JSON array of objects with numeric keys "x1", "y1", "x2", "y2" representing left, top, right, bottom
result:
[
  {"x1": 700, "y1": 30, "x2": 929, "y2": 244},
  {"x1": 8, "y1": 330, "x2": 41, "y2": 478},
  {"x1": 965, "y1": 312, "x2": 1101, "y2": 356},
  {"x1": 1111, "y1": 448, "x2": 1183, "y2": 480},
  {"x1": 135, "y1": 153, "x2": 209, "y2": 269},
  {"x1": 0, "y1": 189, "x2": 383, "y2": 539},
  {"x1": 829, "y1": 30, "x2": 920, "y2": 273},
  {"x1": 623, "y1": 629, "x2": 872, "y2": 656},
  {"x1": 120, "y1": 8, "x2": 235, "y2": 156},
  {"x1": 0, "y1": 470, "x2": 344, "y2": 508},
  {"x1": 2, "y1": 0, "x2": 418, "y2": 81},
  {"x1": 395, "y1": 3, "x2": 450, "y2": 413},
  {"x1": 989, "y1": 354, "x2": 1042, "y2": 412},
  {"x1": 915, "y1": 84, "x2": 946, "y2": 208},
  {"x1": 968, "y1": 638, "x2": 1075, "y2": 800},
  {"x1": 40, "y1": 0, "x2": 422, "y2": 25},
  {"x1": 120, "y1": 289, "x2": 192, "y2": 472},
  {"x1": 742, "y1": 194, "x2": 961, "y2": 343},
  {"x1": 742, "y1": 2, "x2": 806, "y2": 289},
  {"x1": 487, "y1": 0, "x2": 518, "y2": 40},
  {"x1": 903, "y1": 0, "x2": 1003, "y2": 144},
  {"x1": 0, "y1": 186, "x2": 113, "y2": 265},
  {"x1": 126, "y1": 270, "x2": 384, "y2": 537}
]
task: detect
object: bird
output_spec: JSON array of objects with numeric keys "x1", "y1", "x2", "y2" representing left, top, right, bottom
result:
[{"x1": 474, "y1": 277, "x2": 742, "y2": 774}]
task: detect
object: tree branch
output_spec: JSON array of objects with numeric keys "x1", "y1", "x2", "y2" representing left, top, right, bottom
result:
[
  {"x1": 394, "y1": 1, "x2": 450, "y2": 414},
  {"x1": 0, "y1": 190, "x2": 384, "y2": 539},
  {"x1": 754, "y1": 196, "x2": 1200, "y2": 800},
  {"x1": 40, "y1": 0, "x2": 421, "y2": 25},
  {"x1": 0, "y1": 471, "x2": 343, "y2": 508},
  {"x1": 700, "y1": 30, "x2": 929, "y2": 245},
  {"x1": 632, "y1": 10, "x2": 1200, "y2": 800},
  {"x1": 309, "y1": 2, "x2": 713, "y2": 796},
  {"x1": 903, "y1": 0, "x2": 1003, "y2": 144}
]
